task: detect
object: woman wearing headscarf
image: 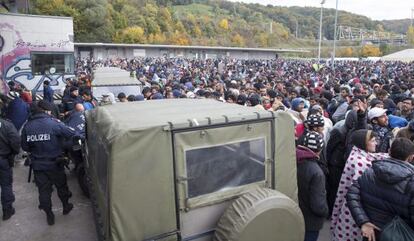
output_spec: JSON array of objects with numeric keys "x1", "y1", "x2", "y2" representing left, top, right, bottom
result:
[{"x1": 331, "y1": 129, "x2": 389, "y2": 241}]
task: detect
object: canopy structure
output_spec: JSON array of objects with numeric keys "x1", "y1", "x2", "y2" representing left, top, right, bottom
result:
[{"x1": 381, "y1": 49, "x2": 414, "y2": 62}]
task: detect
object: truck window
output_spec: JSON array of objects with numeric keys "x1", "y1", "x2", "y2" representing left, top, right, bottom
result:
[
  {"x1": 31, "y1": 52, "x2": 74, "y2": 75},
  {"x1": 185, "y1": 138, "x2": 266, "y2": 198}
]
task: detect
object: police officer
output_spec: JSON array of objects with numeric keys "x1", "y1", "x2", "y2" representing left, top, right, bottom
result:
[
  {"x1": 0, "y1": 99, "x2": 20, "y2": 221},
  {"x1": 64, "y1": 103, "x2": 85, "y2": 169},
  {"x1": 21, "y1": 100, "x2": 76, "y2": 225},
  {"x1": 65, "y1": 103, "x2": 85, "y2": 138}
]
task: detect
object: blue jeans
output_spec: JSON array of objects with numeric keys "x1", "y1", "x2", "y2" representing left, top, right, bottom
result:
[{"x1": 304, "y1": 231, "x2": 319, "y2": 241}]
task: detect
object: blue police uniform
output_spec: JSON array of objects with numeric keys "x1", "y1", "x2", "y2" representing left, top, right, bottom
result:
[
  {"x1": 65, "y1": 111, "x2": 85, "y2": 138},
  {"x1": 64, "y1": 111, "x2": 86, "y2": 168},
  {"x1": 0, "y1": 118, "x2": 20, "y2": 220},
  {"x1": 62, "y1": 95, "x2": 82, "y2": 114},
  {"x1": 21, "y1": 112, "x2": 76, "y2": 223}
]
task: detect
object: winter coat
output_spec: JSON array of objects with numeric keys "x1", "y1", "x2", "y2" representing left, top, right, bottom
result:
[
  {"x1": 43, "y1": 86, "x2": 54, "y2": 103},
  {"x1": 346, "y1": 159, "x2": 414, "y2": 231},
  {"x1": 296, "y1": 146, "x2": 329, "y2": 231},
  {"x1": 326, "y1": 125, "x2": 348, "y2": 213},
  {"x1": 332, "y1": 100, "x2": 349, "y2": 123},
  {"x1": 330, "y1": 146, "x2": 388, "y2": 241},
  {"x1": 344, "y1": 110, "x2": 368, "y2": 160},
  {"x1": 372, "y1": 124, "x2": 393, "y2": 153},
  {"x1": 5, "y1": 97, "x2": 29, "y2": 131},
  {"x1": 396, "y1": 126, "x2": 414, "y2": 141}
]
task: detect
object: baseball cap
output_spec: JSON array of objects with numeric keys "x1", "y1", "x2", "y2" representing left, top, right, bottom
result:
[{"x1": 368, "y1": 107, "x2": 387, "y2": 121}]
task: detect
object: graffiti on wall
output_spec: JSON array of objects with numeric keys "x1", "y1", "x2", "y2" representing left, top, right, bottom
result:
[
  {"x1": 4, "y1": 58, "x2": 68, "y2": 93},
  {"x1": 0, "y1": 20, "x2": 73, "y2": 94}
]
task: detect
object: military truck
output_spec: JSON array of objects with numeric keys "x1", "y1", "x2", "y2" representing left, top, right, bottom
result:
[
  {"x1": 91, "y1": 67, "x2": 143, "y2": 102},
  {"x1": 85, "y1": 99, "x2": 304, "y2": 241}
]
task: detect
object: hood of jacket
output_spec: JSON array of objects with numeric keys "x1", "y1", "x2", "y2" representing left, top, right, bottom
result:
[
  {"x1": 373, "y1": 159, "x2": 414, "y2": 186},
  {"x1": 296, "y1": 145, "x2": 319, "y2": 164}
]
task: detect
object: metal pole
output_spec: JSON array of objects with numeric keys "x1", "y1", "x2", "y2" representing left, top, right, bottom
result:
[
  {"x1": 318, "y1": 0, "x2": 325, "y2": 63},
  {"x1": 332, "y1": 0, "x2": 339, "y2": 71},
  {"x1": 295, "y1": 20, "x2": 298, "y2": 38},
  {"x1": 411, "y1": 8, "x2": 414, "y2": 27}
]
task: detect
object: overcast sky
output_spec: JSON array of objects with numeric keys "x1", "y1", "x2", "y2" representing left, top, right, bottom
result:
[{"x1": 227, "y1": 0, "x2": 413, "y2": 20}]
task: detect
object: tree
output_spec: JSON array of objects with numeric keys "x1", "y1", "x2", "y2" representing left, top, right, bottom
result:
[
  {"x1": 407, "y1": 26, "x2": 414, "y2": 46},
  {"x1": 146, "y1": 18, "x2": 161, "y2": 34},
  {"x1": 360, "y1": 44, "x2": 381, "y2": 57},
  {"x1": 218, "y1": 19, "x2": 229, "y2": 31},
  {"x1": 148, "y1": 33, "x2": 166, "y2": 44},
  {"x1": 256, "y1": 33, "x2": 269, "y2": 47},
  {"x1": 114, "y1": 26, "x2": 146, "y2": 43},
  {"x1": 379, "y1": 43, "x2": 390, "y2": 55},
  {"x1": 121, "y1": 5, "x2": 146, "y2": 27},
  {"x1": 231, "y1": 34, "x2": 245, "y2": 47},
  {"x1": 169, "y1": 31, "x2": 190, "y2": 45},
  {"x1": 338, "y1": 47, "x2": 353, "y2": 57}
]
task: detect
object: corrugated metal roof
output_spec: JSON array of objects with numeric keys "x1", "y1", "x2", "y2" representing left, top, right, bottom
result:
[
  {"x1": 75, "y1": 42, "x2": 308, "y2": 53},
  {"x1": 381, "y1": 49, "x2": 414, "y2": 62},
  {"x1": 0, "y1": 12, "x2": 73, "y2": 20}
]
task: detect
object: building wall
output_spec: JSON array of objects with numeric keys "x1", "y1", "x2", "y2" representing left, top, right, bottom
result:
[
  {"x1": 75, "y1": 46, "x2": 280, "y2": 60},
  {"x1": 0, "y1": 13, "x2": 74, "y2": 93}
]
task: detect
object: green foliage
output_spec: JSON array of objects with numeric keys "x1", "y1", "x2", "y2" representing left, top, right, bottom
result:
[
  {"x1": 408, "y1": 26, "x2": 414, "y2": 46},
  {"x1": 360, "y1": 44, "x2": 381, "y2": 57},
  {"x1": 29, "y1": 0, "x2": 401, "y2": 48},
  {"x1": 114, "y1": 26, "x2": 146, "y2": 43},
  {"x1": 379, "y1": 43, "x2": 390, "y2": 55}
]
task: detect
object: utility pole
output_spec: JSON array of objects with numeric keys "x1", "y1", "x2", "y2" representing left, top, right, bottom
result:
[
  {"x1": 332, "y1": 0, "x2": 339, "y2": 71},
  {"x1": 411, "y1": 8, "x2": 414, "y2": 27},
  {"x1": 295, "y1": 20, "x2": 299, "y2": 38},
  {"x1": 318, "y1": 0, "x2": 326, "y2": 63},
  {"x1": 270, "y1": 22, "x2": 273, "y2": 34}
]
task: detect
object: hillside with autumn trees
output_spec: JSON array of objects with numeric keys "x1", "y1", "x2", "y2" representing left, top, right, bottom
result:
[{"x1": 28, "y1": 0, "x2": 411, "y2": 53}]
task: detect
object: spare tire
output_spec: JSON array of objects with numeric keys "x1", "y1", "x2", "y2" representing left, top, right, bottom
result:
[{"x1": 213, "y1": 188, "x2": 304, "y2": 241}]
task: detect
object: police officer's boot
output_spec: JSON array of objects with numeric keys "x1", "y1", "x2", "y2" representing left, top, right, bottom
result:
[
  {"x1": 44, "y1": 210, "x2": 55, "y2": 225},
  {"x1": 62, "y1": 202, "x2": 73, "y2": 215},
  {"x1": 2, "y1": 207, "x2": 15, "y2": 220}
]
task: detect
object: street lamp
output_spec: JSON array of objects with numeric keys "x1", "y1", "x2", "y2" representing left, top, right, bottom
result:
[
  {"x1": 411, "y1": 8, "x2": 414, "y2": 27},
  {"x1": 332, "y1": 0, "x2": 339, "y2": 71},
  {"x1": 318, "y1": 0, "x2": 326, "y2": 63}
]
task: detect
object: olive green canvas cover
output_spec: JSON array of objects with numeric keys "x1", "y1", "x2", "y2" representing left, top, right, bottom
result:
[
  {"x1": 86, "y1": 99, "x2": 298, "y2": 241},
  {"x1": 92, "y1": 67, "x2": 140, "y2": 86}
]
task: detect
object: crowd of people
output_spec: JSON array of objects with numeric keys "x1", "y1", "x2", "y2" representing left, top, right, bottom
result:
[{"x1": 1, "y1": 56, "x2": 414, "y2": 240}]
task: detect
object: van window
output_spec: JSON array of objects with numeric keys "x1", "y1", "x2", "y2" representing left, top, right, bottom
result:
[
  {"x1": 185, "y1": 138, "x2": 266, "y2": 198},
  {"x1": 31, "y1": 52, "x2": 74, "y2": 75}
]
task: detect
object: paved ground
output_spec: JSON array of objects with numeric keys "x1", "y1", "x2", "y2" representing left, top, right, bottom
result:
[
  {"x1": 0, "y1": 160, "x2": 333, "y2": 241},
  {"x1": 320, "y1": 221, "x2": 332, "y2": 241},
  {"x1": 0, "y1": 161, "x2": 97, "y2": 241}
]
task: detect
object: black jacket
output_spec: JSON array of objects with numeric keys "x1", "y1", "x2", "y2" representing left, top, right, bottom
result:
[
  {"x1": 0, "y1": 118, "x2": 21, "y2": 159},
  {"x1": 346, "y1": 159, "x2": 414, "y2": 230},
  {"x1": 326, "y1": 125, "x2": 347, "y2": 213},
  {"x1": 344, "y1": 110, "x2": 368, "y2": 160},
  {"x1": 21, "y1": 113, "x2": 76, "y2": 170},
  {"x1": 296, "y1": 146, "x2": 329, "y2": 231}
]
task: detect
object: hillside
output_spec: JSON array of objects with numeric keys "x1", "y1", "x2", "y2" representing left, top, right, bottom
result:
[
  {"x1": 27, "y1": 0, "x2": 409, "y2": 51},
  {"x1": 381, "y1": 19, "x2": 411, "y2": 35}
]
